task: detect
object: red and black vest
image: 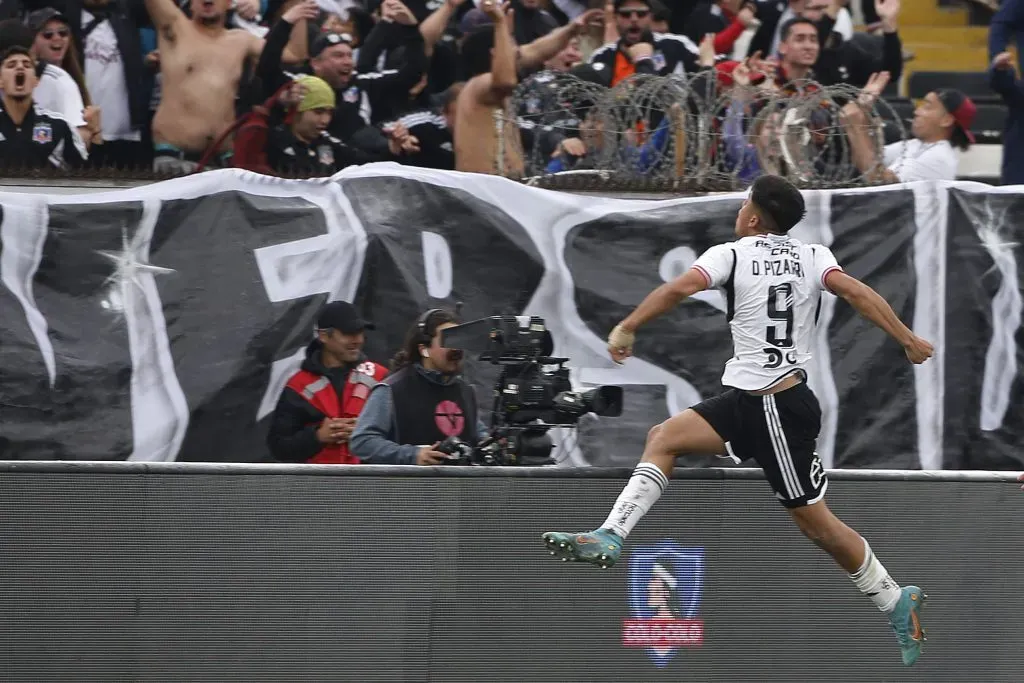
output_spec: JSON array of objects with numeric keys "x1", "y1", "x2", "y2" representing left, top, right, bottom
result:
[{"x1": 285, "y1": 360, "x2": 389, "y2": 464}]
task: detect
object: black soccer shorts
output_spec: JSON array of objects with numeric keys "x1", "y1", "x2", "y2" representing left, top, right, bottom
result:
[{"x1": 691, "y1": 381, "x2": 828, "y2": 508}]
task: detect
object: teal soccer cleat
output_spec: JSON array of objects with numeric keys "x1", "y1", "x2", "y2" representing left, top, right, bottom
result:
[
  {"x1": 888, "y1": 585, "x2": 928, "y2": 666},
  {"x1": 542, "y1": 529, "x2": 623, "y2": 569}
]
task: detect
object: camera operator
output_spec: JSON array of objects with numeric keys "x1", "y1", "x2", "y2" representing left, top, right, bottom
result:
[
  {"x1": 267, "y1": 301, "x2": 388, "y2": 464},
  {"x1": 350, "y1": 308, "x2": 488, "y2": 466}
]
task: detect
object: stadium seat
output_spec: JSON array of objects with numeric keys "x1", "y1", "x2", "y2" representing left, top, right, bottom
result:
[
  {"x1": 971, "y1": 103, "x2": 1008, "y2": 144},
  {"x1": 907, "y1": 71, "x2": 1002, "y2": 104}
]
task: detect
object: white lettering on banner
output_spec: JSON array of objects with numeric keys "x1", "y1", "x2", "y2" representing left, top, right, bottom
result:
[
  {"x1": 253, "y1": 185, "x2": 368, "y2": 425},
  {"x1": 421, "y1": 230, "x2": 453, "y2": 299},
  {"x1": 96, "y1": 200, "x2": 189, "y2": 462},
  {"x1": 621, "y1": 618, "x2": 704, "y2": 647},
  {"x1": 976, "y1": 201, "x2": 1021, "y2": 432},
  {"x1": 0, "y1": 197, "x2": 56, "y2": 386}
]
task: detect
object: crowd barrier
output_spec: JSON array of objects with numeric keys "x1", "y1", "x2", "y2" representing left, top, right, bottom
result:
[{"x1": 1, "y1": 461, "x2": 1021, "y2": 682}]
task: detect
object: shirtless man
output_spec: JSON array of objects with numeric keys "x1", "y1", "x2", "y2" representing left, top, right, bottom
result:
[
  {"x1": 145, "y1": 0, "x2": 313, "y2": 173},
  {"x1": 453, "y1": 0, "x2": 601, "y2": 176}
]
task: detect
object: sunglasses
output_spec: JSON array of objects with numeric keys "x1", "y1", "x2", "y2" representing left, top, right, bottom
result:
[
  {"x1": 42, "y1": 28, "x2": 70, "y2": 39},
  {"x1": 617, "y1": 8, "x2": 649, "y2": 17}
]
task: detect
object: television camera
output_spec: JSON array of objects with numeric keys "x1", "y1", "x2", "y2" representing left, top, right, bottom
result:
[{"x1": 439, "y1": 315, "x2": 623, "y2": 466}]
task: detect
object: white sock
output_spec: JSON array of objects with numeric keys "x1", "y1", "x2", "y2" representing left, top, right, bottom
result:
[
  {"x1": 599, "y1": 462, "x2": 668, "y2": 539},
  {"x1": 849, "y1": 538, "x2": 902, "y2": 612}
]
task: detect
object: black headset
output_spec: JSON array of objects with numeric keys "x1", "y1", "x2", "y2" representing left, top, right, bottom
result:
[
  {"x1": 415, "y1": 308, "x2": 446, "y2": 346},
  {"x1": 415, "y1": 302, "x2": 464, "y2": 349}
]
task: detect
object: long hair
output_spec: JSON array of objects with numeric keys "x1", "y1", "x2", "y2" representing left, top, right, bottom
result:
[
  {"x1": 61, "y1": 36, "x2": 90, "y2": 107},
  {"x1": 390, "y1": 309, "x2": 459, "y2": 371}
]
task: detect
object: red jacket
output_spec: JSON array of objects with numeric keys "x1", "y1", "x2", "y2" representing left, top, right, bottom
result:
[
  {"x1": 232, "y1": 83, "x2": 294, "y2": 175},
  {"x1": 284, "y1": 360, "x2": 389, "y2": 464}
]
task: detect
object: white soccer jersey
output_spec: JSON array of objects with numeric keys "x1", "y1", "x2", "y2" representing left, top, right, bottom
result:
[{"x1": 692, "y1": 233, "x2": 842, "y2": 391}]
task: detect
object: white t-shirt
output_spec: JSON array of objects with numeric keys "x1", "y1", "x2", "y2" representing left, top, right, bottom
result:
[
  {"x1": 33, "y1": 64, "x2": 86, "y2": 129},
  {"x1": 692, "y1": 234, "x2": 842, "y2": 391},
  {"x1": 883, "y1": 139, "x2": 958, "y2": 183},
  {"x1": 82, "y1": 10, "x2": 140, "y2": 141}
]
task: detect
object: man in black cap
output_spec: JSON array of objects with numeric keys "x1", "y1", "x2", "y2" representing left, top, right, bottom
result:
[
  {"x1": 267, "y1": 301, "x2": 389, "y2": 464},
  {"x1": 841, "y1": 71, "x2": 975, "y2": 183}
]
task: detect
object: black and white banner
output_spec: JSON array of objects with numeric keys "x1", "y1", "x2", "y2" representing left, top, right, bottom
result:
[{"x1": 0, "y1": 165, "x2": 1020, "y2": 470}]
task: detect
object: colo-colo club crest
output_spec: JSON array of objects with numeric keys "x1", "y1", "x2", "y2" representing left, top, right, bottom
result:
[{"x1": 622, "y1": 540, "x2": 705, "y2": 667}]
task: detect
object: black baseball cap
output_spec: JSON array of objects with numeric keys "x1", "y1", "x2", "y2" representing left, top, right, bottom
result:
[
  {"x1": 310, "y1": 32, "x2": 353, "y2": 58},
  {"x1": 316, "y1": 301, "x2": 374, "y2": 333},
  {"x1": 935, "y1": 88, "x2": 976, "y2": 148},
  {"x1": 26, "y1": 8, "x2": 70, "y2": 33}
]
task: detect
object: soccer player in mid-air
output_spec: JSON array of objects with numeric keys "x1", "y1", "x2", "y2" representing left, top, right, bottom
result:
[{"x1": 542, "y1": 175, "x2": 935, "y2": 666}]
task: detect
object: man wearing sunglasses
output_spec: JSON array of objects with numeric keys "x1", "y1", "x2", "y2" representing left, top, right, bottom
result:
[{"x1": 587, "y1": 0, "x2": 701, "y2": 86}]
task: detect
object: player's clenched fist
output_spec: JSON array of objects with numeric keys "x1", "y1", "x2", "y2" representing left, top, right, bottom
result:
[
  {"x1": 607, "y1": 323, "x2": 635, "y2": 364},
  {"x1": 903, "y1": 336, "x2": 934, "y2": 364}
]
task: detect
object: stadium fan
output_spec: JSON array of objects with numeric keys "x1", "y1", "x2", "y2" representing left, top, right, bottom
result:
[
  {"x1": 543, "y1": 173, "x2": 933, "y2": 668},
  {"x1": 51, "y1": 0, "x2": 152, "y2": 169},
  {"x1": 988, "y1": 51, "x2": 1024, "y2": 185},
  {"x1": 24, "y1": 8, "x2": 101, "y2": 149},
  {"x1": 376, "y1": 81, "x2": 461, "y2": 170},
  {"x1": 587, "y1": 0, "x2": 702, "y2": 86},
  {"x1": 230, "y1": 74, "x2": 418, "y2": 175},
  {"x1": 452, "y1": 1, "x2": 602, "y2": 176},
  {"x1": 803, "y1": 0, "x2": 903, "y2": 89},
  {"x1": 268, "y1": 301, "x2": 388, "y2": 465},
  {"x1": 0, "y1": 45, "x2": 88, "y2": 170},
  {"x1": 841, "y1": 71, "x2": 975, "y2": 183},
  {"x1": 747, "y1": 0, "x2": 853, "y2": 59},
  {"x1": 0, "y1": 18, "x2": 88, "y2": 141},
  {"x1": 256, "y1": 3, "x2": 427, "y2": 156},
  {"x1": 989, "y1": 0, "x2": 1024, "y2": 75},
  {"x1": 143, "y1": 0, "x2": 309, "y2": 174},
  {"x1": 681, "y1": 0, "x2": 760, "y2": 58}
]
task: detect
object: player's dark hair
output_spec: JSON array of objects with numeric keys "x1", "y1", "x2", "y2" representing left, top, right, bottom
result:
[
  {"x1": 779, "y1": 17, "x2": 816, "y2": 43},
  {"x1": 391, "y1": 308, "x2": 460, "y2": 370},
  {"x1": 461, "y1": 26, "x2": 496, "y2": 80},
  {"x1": 749, "y1": 175, "x2": 806, "y2": 234}
]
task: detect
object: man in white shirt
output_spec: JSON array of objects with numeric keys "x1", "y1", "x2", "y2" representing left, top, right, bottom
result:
[{"x1": 841, "y1": 70, "x2": 976, "y2": 183}]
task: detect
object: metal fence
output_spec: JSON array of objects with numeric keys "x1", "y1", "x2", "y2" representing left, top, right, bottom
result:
[
  {"x1": 0, "y1": 73, "x2": 914, "y2": 196},
  {"x1": 506, "y1": 72, "x2": 910, "y2": 193},
  {"x1": 0, "y1": 462, "x2": 1020, "y2": 682}
]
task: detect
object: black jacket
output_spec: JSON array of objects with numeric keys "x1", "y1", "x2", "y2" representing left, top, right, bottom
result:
[
  {"x1": 266, "y1": 125, "x2": 387, "y2": 176},
  {"x1": 588, "y1": 32, "x2": 702, "y2": 79}
]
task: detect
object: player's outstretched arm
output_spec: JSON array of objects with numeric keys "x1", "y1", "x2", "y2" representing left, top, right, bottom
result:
[
  {"x1": 607, "y1": 268, "x2": 709, "y2": 363},
  {"x1": 825, "y1": 269, "x2": 934, "y2": 364}
]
